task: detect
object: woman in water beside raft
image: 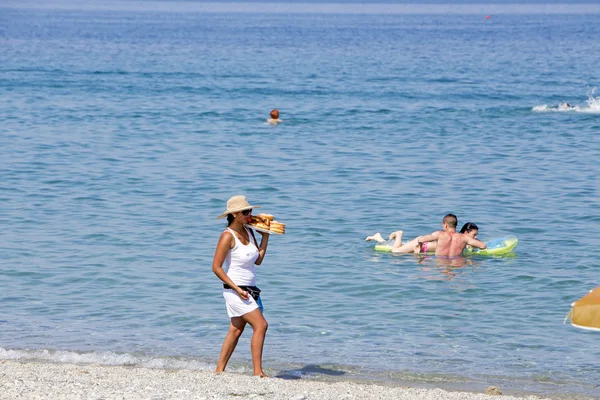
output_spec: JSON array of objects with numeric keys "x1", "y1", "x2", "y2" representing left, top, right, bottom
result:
[
  {"x1": 366, "y1": 218, "x2": 485, "y2": 256},
  {"x1": 212, "y1": 195, "x2": 270, "y2": 377}
]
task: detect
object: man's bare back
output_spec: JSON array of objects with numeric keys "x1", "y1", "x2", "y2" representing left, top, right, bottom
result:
[
  {"x1": 417, "y1": 214, "x2": 486, "y2": 257},
  {"x1": 434, "y1": 231, "x2": 474, "y2": 257}
]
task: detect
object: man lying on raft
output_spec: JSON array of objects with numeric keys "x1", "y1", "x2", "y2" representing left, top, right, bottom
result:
[{"x1": 366, "y1": 214, "x2": 486, "y2": 256}]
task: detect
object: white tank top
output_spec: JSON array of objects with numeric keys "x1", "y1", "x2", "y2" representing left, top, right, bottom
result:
[{"x1": 224, "y1": 227, "x2": 259, "y2": 286}]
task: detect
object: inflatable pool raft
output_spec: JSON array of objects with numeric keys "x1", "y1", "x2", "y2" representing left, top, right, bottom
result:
[{"x1": 374, "y1": 235, "x2": 518, "y2": 256}]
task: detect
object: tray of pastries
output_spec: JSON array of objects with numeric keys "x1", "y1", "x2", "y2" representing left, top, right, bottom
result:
[{"x1": 245, "y1": 213, "x2": 286, "y2": 235}]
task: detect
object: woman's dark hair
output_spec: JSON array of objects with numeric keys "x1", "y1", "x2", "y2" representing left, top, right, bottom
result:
[
  {"x1": 227, "y1": 214, "x2": 234, "y2": 226},
  {"x1": 460, "y1": 222, "x2": 479, "y2": 234}
]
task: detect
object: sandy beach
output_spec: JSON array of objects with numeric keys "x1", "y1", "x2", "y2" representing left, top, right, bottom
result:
[{"x1": 0, "y1": 360, "x2": 552, "y2": 400}]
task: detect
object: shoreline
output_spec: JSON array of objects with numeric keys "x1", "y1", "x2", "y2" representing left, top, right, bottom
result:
[{"x1": 0, "y1": 360, "x2": 555, "y2": 400}]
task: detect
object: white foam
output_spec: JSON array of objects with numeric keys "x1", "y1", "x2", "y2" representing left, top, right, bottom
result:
[
  {"x1": 532, "y1": 103, "x2": 577, "y2": 113},
  {"x1": 0, "y1": 347, "x2": 214, "y2": 371},
  {"x1": 580, "y1": 87, "x2": 600, "y2": 113},
  {"x1": 531, "y1": 105, "x2": 550, "y2": 112},
  {"x1": 533, "y1": 87, "x2": 600, "y2": 113}
]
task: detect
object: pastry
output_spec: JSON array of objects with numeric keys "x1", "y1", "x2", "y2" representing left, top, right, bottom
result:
[
  {"x1": 254, "y1": 222, "x2": 270, "y2": 230},
  {"x1": 269, "y1": 221, "x2": 285, "y2": 234},
  {"x1": 258, "y1": 213, "x2": 274, "y2": 223},
  {"x1": 249, "y1": 215, "x2": 270, "y2": 230},
  {"x1": 249, "y1": 214, "x2": 284, "y2": 234}
]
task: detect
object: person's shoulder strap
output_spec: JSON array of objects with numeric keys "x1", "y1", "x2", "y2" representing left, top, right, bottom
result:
[
  {"x1": 248, "y1": 228, "x2": 258, "y2": 247},
  {"x1": 224, "y1": 228, "x2": 238, "y2": 245}
]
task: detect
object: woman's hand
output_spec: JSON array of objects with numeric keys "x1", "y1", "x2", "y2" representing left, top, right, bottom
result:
[{"x1": 236, "y1": 287, "x2": 249, "y2": 300}]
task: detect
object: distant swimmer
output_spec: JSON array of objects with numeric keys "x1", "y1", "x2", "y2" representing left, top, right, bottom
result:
[
  {"x1": 416, "y1": 214, "x2": 486, "y2": 257},
  {"x1": 366, "y1": 221, "x2": 483, "y2": 255},
  {"x1": 560, "y1": 102, "x2": 572, "y2": 110},
  {"x1": 267, "y1": 109, "x2": 283, "y2": 125}
]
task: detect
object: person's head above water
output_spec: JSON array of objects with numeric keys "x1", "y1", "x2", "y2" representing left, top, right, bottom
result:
[
  {"x1": 442, "y1": 213, "x2": 458, "y2": 230},
  {"x1": 459, "y1": 222, "x2": 479, "y2": 238},
  {"x1": 270, "y1": 109, "x2": 280, "y2": 119}
]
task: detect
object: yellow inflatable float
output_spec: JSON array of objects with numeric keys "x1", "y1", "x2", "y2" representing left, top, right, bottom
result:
[{"x1": 565, "y1": 286, "x2": 600, "y2": 331}]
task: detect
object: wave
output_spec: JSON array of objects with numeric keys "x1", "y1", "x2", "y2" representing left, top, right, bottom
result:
[
  {"x1": 0, "y1": 347, "x2": 219, "y2": 372},
  {"x1": 532, "y1": 87, "x2": 600, "y2": 113}
]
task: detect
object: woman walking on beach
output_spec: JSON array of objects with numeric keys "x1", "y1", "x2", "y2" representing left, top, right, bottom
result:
[{"x1": 212, "y1": 195, "x2": 270, "y2": 377}]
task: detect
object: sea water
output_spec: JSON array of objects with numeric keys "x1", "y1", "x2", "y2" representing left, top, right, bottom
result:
[{"x1": 1, "y1": 2, "x2": 599, "y2": 398}]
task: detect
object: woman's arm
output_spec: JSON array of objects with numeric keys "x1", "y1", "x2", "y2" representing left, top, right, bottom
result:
[
  {"x1": 254, "y1": 231, "x2": 269, "y2": 265},
  {"x1": 212, "y1": 231, "x2": 249, "y2": 300},
  {"x1": 467, "y1": 237, "x2": 487, "y2": 249}
]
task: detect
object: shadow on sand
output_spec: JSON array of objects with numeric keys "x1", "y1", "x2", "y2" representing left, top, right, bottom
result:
[{"x1": 275, "y1": 364, "x2": 346, "y2": 380}]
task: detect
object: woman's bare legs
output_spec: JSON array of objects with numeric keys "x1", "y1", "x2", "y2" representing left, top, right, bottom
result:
[
  {"x1": 390, "y1": 231, "x2": 422, "y2": 253},
  {"x1": 367, "y1": 231, "x2": 436, "y2": 254},
  {"x1": 389, "y1": 230, "x2": 403, "y2": 243},
  {"x1": 216, "y1": 308, "x2": 269, "y2": 378},
  {"x1": 365, "y1": 232, "x2": 386, "y2": 243},
  {"x1": 216, "y1": 308, "x2": 269, "y2": 377},
  {"x1": 216, "y1": 317, "x2": 246, "y2": 373},
  {"x1": 366, "y1": 230, "x2": 413, "y2": 253},
  {"x1": 242, "y1": 308, "x2": 269, "y2": 377}
]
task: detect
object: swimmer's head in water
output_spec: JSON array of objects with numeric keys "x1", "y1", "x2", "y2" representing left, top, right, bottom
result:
[
  {"x1": 460, "y1": 222, "x2": 479, "y2": 238},
  {"x1": 443, "y1": 213, "x2": 458, "y2": 229},
  {"x1": 270, "y1": 109, "x2": 279, "y2": 119}
]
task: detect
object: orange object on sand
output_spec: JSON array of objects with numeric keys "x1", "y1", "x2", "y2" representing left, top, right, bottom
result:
[{"x1": 565, "y1": 286, "x2": 600, "y2": 331}]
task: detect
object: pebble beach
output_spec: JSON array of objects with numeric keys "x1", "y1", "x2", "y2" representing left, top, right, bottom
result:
[{"x1": 1, "y1": 360, "x2": 552, "y2": 400}]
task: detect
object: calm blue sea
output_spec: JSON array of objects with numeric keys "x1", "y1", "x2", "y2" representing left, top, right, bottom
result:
[{"x1": 1, "y1": 2, "x2": 599, "y2": 398}]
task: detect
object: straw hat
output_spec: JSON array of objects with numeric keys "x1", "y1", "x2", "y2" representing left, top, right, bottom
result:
[{"x1": 216, "y1": 195, "x2": 261, "y2": 219}]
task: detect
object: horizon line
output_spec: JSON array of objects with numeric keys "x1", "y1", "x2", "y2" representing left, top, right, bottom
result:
[{"x1": 3, "y1": 1, "x2": 600, "y2": 14}]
